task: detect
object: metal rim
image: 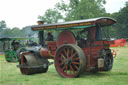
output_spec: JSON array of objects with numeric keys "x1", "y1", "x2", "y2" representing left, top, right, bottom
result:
[
  {"x1": 20, "y1": 68, "x2": 29, "y2": 75},
  {"x1": 19, "y1": 57, "x2": 30, "y2": 75},
  {"x1": 55, "y1": 44, "x2": 85, "y2": 78}
]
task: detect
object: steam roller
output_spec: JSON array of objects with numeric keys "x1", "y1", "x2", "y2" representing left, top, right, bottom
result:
[
  {"x1": 17, "y1": 48, "x2": 50, "y2": 75},
  {"x1": 17, "y1": 17, "x2": 116, "y2": 78}
]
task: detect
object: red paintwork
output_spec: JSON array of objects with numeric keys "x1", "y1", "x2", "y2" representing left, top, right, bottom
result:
[
  {"x1": 57, "y1": 31, "x2": 76, "y2": 47},
  {"x1": 43, "y1": 29, "x2": 113, "y2": 72},
  {"x1": 18, "y1": 17, "x2": 116, "y2": 77},
  {"x1": 110, "y1": 39, "x2": 126, "y2": 47},
  {"x1": 40, "y1": 48, "x2": 54, "y2": 59},
  {"x1": 40, "y1": 42, "x2": 56, "y2": 59},
  {"x1": 20, "y1": 51, "x2": 30, "y2": 64},
  {"x1": 55, "y1": 46, "x2": 80, "y2": 78},
  {"x1": 47, "y1": 41, "x2": 56, "y2": 55},
  {"x1": 82, "y1": 41, "x2": 111, "y2": 71},
  {"x1": 40, "y1": 48, "x2": 49, "y2": 57}
]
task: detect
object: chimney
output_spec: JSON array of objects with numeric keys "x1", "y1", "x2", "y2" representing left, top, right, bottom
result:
[{"x1": 37, "y1": 21, "x2": 44, "y2": 25}]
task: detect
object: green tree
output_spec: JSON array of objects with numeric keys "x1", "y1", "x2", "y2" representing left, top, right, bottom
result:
[
  {"x1": 38, "y1": 9, "x2": 63, "y2": 24},
  {"x1": 11, "y1": 27, "x2": 23, "y2": 37},
  {"x1": 55, "y1": 0, "x2": 107, "y2": 21},
  {"x1": 0, "y1": 28, "x2": 12, "y2": 37},
  {"x1": 21, "y1": 26, "x2": 37, "y2": 37},
  {"x1": 0, "y1": 20, "x2": 34, "y2": 38},
  {"x1": 38, "y1": 0, "x2": 107, "y2": 24},
  {"x1": 0, "y1": 20, "x2": 7, "y2": 31},
  {"x1": 112, "y1": 2, "x2": 128, "y2": 38},
  {"x1": 0, "y1": 20, "x2": 8, "y2": 38}
]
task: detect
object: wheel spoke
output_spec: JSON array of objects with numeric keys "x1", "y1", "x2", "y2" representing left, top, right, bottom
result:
[
  {"x1": 66, "y1": 48, "x2": 69, "y2": 58},
  {"x1": 72, "y1": 57, "x2": 79, "y2": 61},
  {"x1": 71, "y1": 48, "x2": 74, "y2": 56},
  {"x1": 62, "y1": 65, "x2": 66, "y2": 71},
  {"x1": 60, "y1": 62, "x2": 64, "y2": 65},
  {"x1": 70, "y1": 52, "x2": 77, "y2": 58},
  {"x1": 70, "y1": 65, "x2": 75, "y2": 75},
  {"x1": 72, "y1": 64, "x2": 79, "y2": 70},
  {"x1": 55, "y1": 45, "x2": 85, "y2": 78},
  {"x1": 58, "y1": 57, "x2": 64, "y2": 61},
  {"x1": 65, "y1": 65, "x2": 68, "y2": 73},
  {"x1": 72, "y1": 62, "x2": 80, "y2": 65},
  {"x1": 64, "y1": 48, "x2": 67, "y2": 56},
  {"x1": 62, "y1": 65, "x2": 68, "y2": 73},
  {"x1": 61, "y1": 54, "x2": 66, "y2": 60},
  {"x1": 58, "y1": 57, "x2": 65, "y2": 66}
]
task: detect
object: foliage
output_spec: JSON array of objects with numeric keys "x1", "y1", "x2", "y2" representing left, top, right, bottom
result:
[
  {"x1": 22, "y1": 26, "x2": 37, "y2": 37},
  {"x1": 39, "y1": 0, "x2": 107, "y2": 22},
  {"x1": 0, "y1": 27, "x2": 23, "y2": 38},
  {"x1": 38, "y1": 0, "x2": 111, "y2": 38},
  {"x1": 0, "y1": 20, "x2": 7, "y2": 31},
  {"x1": 112, "y1": 2, "x2": 128, "y2": 38},
  {"x1": 0, "y1": 20, "x2": 8, "y2": 37},
  {"x1": 0, "y1": 28, "x2": 12, "y2": 37},
  {"x1": 65, "y1": 0, "x2": 107, "y2": 21},
  {"x1": 11, "y1": 27, "x2": 24, "y2": 37},
  {"x1": 0, "y1": 20, "x2": 37, "y2": 38},
  {"x1": 38, "y1": 0, "x2": 128, "y2": 39},
  {"x1": 38, "y1": 0, "x2": 107, "y2": 23},
  {"x1": 38, "y1": 9, "x2": 63, "y2": 24}
]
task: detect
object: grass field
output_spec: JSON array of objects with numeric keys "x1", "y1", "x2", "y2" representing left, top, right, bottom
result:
[{"x1": 0, "y1": 47, "x2": 128, "y2": 85}]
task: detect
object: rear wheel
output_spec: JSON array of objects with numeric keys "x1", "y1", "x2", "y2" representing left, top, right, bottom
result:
[
  {"x1": 103, "y1": 50, "x2": 113, "y2": 71},
  {"x1": 55, "y1": 44, "x2": 85, "y2": 78}
]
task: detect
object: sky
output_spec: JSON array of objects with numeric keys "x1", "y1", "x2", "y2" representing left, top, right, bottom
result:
[{"x1": 0, "y1": 0, "x2": 128, "y2": 29}]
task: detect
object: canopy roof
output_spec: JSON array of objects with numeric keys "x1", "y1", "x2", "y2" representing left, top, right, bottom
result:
[{"x1": 31, "y1": 17, "x2": 116, "y2": 31}]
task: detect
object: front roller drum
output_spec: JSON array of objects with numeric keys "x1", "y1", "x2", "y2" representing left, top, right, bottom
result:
[
  {"x1": 18, "y1": 52, "x2": 49, "y2": 75},
  {"x1": 20, "y1": 66, "x2": 48, "y2": 75},
  {"x1": 55, "y1": 44, "x2": 86, "y2": 78}
]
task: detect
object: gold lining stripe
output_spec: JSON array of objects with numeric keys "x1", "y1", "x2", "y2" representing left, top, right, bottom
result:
[{"x1": 32, "y1": 22, "x2": 92, "y2": 31}]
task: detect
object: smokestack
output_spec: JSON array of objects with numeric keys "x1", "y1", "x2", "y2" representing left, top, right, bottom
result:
[{"x1": 37, "y1": 21, "x2": 44, "y2": 25}]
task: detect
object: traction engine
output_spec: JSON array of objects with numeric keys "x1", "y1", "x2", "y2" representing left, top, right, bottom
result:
[{"x1": 17, "y1": 17, "x2": 116, "y2": 78}]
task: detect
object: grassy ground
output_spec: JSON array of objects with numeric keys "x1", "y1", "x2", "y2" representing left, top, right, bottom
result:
[{"x1": 0, "y1": 47, "x2": 128, "y2": 85}]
